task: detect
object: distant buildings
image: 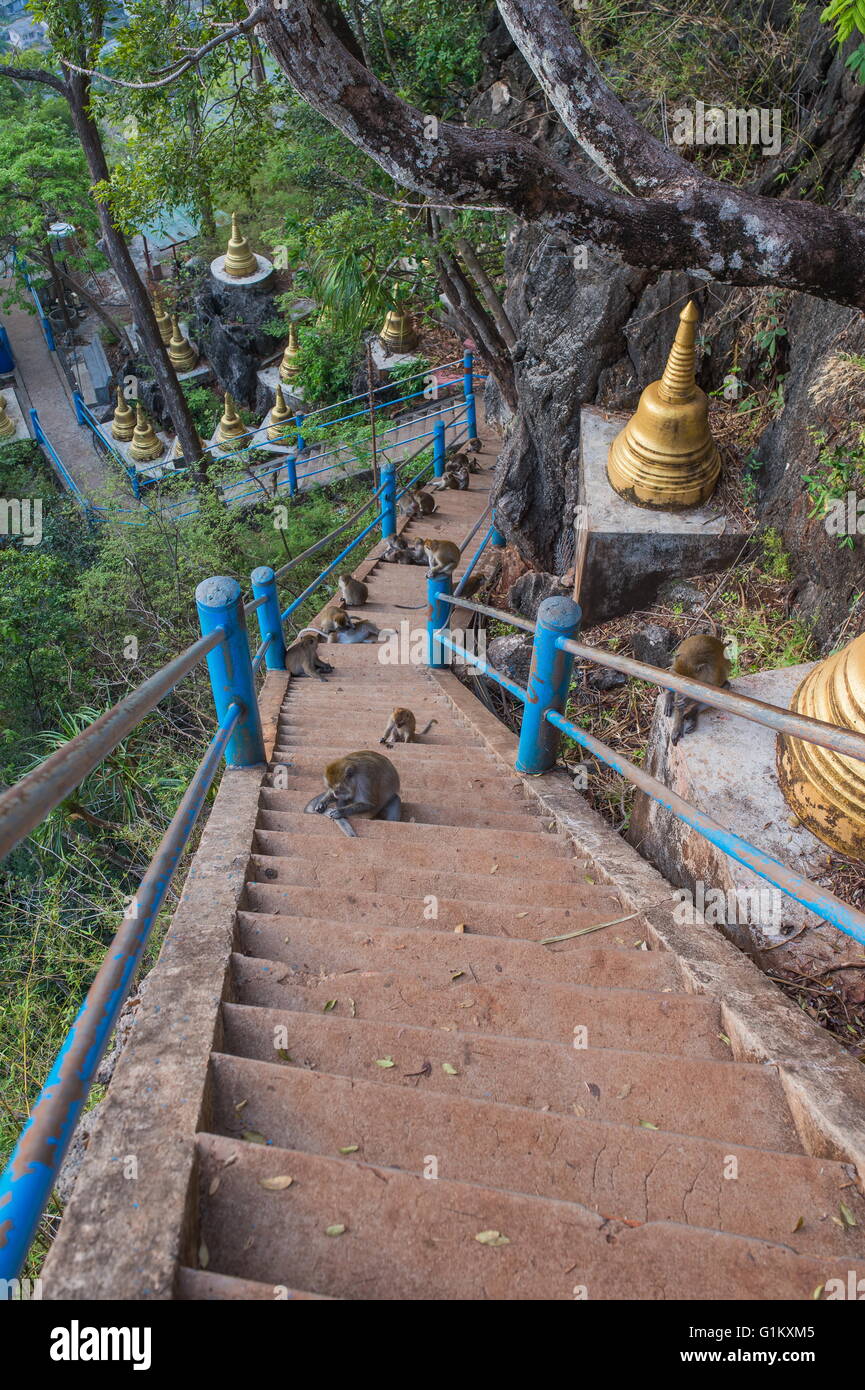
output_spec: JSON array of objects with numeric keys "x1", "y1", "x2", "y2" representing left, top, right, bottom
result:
[{"x1": 5, "y1": 14, "x2": 49, "y2": 50}]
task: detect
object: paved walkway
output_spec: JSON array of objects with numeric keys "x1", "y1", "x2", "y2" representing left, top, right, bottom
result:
[{"x1": 1, "y1": 293, "x2": 122, "y2": 503}]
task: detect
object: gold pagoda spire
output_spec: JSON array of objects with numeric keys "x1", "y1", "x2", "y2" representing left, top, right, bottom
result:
[
  {"x1": 216, "y1": 391, "x2": 247, "y2": 448},
  {"x1": 268, "y1": 383, "x2": 292, "y2": 441},
  {"x1": 278, "y1": 322, "x2": 300, "y2": 383},
  {"x1": 129, "y1": 404, "x2": 164, "y2": 463},
  {"x1": 152, "y1": 292, "x2": 172, "y2": 346},
  {"x1": 167, "y1": 316, "x2": 198, "y2": 373},
  {"x1": 110, "y1": 385, "x2": 135, "y2": 442},
  {"x1": 223, "y1": 213, "x2": 258, "y2": 278},
  {"x1": 606, "y1": 300, "x2": 721, "y2": 510}
]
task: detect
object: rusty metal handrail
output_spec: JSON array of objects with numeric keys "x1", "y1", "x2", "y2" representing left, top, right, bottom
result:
[{"x1": 0, "y1": 629, "x2": 225, "y2": 864}]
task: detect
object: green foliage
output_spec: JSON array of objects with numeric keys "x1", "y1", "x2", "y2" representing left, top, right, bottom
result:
[
  {"x1": 802, "y1": 426, "x2": 865, "y2": 549},
  {"x1": 294, "y1": 324, "x2": 362, "y2": 406},
  {"x1": 821, "y1": 0, "x2": 865, "y2": 50},
  {"x1": 386, "y1": 356, "x2": 430, "y2": 394},
  {"x1": 759, "y1": 527, "x2": 792, "y2": 581},
  {"x1": 376, "y1": 0, "x2": 487, "y2": 110},
  {"x1": 181, "y1": 383, "x2": 220, "y2": 439}
]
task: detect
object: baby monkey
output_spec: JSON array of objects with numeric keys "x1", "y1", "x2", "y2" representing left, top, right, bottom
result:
[
  {"x1": 304, "y1": 750, "x2": 401, "y2": 837},
  {"x1": 337, "y1": 574, "x2": 368, "y2": 606},
  {"x1": 398, "y1": 488, "x2": 437, "y2": 519},
  {"x1": 380, "y1": 707, "x2": 438, "y2": 746},
  {"x1": 382, "y1": 535, "x2": 426, "y2": 565},
  {"x1": 665, "y1": 634, "x2": 731, "y2": 745}
]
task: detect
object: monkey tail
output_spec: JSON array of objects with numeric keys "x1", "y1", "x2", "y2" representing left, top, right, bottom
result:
[
  {"x1": 418, "y1": 719, "x2": 438, "y2": 735},
  {"x1": 298, "y1": 626, "x2": 329, "y2": 641}
]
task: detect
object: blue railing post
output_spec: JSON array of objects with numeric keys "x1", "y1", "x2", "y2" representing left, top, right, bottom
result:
[
  {"x1": 490, "y1": 518, "x2": 506, "y2": 547},
  {"x1": 251, "y1": 566, "x2": 286, "y2": 671},
  {"x1": 463, "y1": 350, "x2": 478, "y2": 442},
  {"x1": 381, "y1": 462, "x2": 397, "y2": 539},
  {"x1": 195, "y1": 576, "x2": 266, "y2": 767},
  {"x1": 426, "y1": 571, "x2": 453, "y2": 669},
  {"x1": 433, "y1": 420, "x2": 446, "y2": 478},
  {"x1": 295, "y1": 412, "x2": 304, "y2": 459},
  {"x1": 72, "y1": 390, "x2": 85, "y2": 425},
  {"x1": 286, "y1": 450, "x2": 298, "y2": 497},
  {"x1": 515, "y1": 595, "x2": 582, "y2": 775}
]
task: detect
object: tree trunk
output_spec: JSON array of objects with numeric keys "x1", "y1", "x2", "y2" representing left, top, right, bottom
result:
[
  {"x1": 430, "y1": 213, "x2": 517, "y2": 411},
  {"x1": 64, "y1": 73, "x2": 207, "y2": 478},
  {"x1": 454, "y1": 235, "x2": 516, "y2": 349}
]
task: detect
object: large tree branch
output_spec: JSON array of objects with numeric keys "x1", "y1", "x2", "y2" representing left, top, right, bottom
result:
[
  {"x1": 0, "y1": 64, "x2": 66, "y2": 93},
  {"x1": 257, "y1": 0, "x2": 865, "y2": 310}
]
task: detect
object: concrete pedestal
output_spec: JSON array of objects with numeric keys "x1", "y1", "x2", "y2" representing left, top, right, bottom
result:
[
  {"x1": 209, "y1": 255, "x2": 274, "y2": 291},
  {"x1": 628, "y1": 663, "x2": 831, "y2": 950},
  {"x1": 369, "y1": 337, "x2": 423, "y2": 376},
  {"x1": 578, "y1": 406, "x2": 748, "y2": 627},
  {"x1": 257, "y1": 364, "x2": 304, "y2": 407},
  {"x1": 111, "y1": 433, "x2": 174, "y2": 482}
]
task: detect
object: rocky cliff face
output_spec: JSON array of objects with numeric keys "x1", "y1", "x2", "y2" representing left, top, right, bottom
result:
[{"x1": 479, "y1": 7, "x2": 865, "y2": 647}]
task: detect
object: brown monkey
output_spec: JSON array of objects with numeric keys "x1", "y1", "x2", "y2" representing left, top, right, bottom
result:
[
  {"x1": 413, "y1": 488, "x2": 437, "y2": 514},
  {"x1": 381, "y1": 535, "x2": 426, "y2": 564},
  {"x1": 319, "y1": 605, "x2": 353, "y2": 641},
  {"x1": 338, "y1": 574, "x2": 368, "y2": 606},
  {"x1": 332, "y1": 619, "x2": 381, "y2": 644},
  {"x1": 304, "y1": 750, "x2": 401, "y2": 837},
  {"x1": 664, "y1": 634, "x2": 731, "y2": 745},
  {"x1": 380, "y1": 707, "x2": 438, "y2": 745},
  {"x1": 423, "y1": 538, "x2": 460, "y2": 577},
  {"x1": 284, "y1": 632, "x2": 333, "y2": 681}
]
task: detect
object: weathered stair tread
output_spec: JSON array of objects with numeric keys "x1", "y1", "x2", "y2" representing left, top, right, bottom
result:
[
  {"x1": 235, "y1": 915, "x2": 674, "y2": 984},
  {"x1": 209, "y1": 1055, "x2": 865, "y2": 1259},
  {"x1": 230, "y1": 952, "x2": 728, "y2": 1059},
  {"x1": 220, "y1": 1004, "x2": 804, "y2": 1151},
  {"x1": 241, "y1": 883, "x2": 624, "y2": 935},
  {"x1": 258, "y1": 790, "x2": 548, "y2": 831},
  {"x1": 251, "y1": 829, "x2": 591, "y2": 879},
  {"x1": 194, "y1": 1132, "x2": 865, "y2": 1300},
  {"x1": 254, "y1": 809, "x2": 572, "y2": 853},
  {"x1": 177, "y1": 1267, "x2": 335, "y2": 1300},
  {"x1": 246, "y1": 854, "x2": 606, "y2": 908}
]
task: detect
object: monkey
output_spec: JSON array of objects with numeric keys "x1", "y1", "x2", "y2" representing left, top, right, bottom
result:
[
  {"x1": 304, "y1": 750, "x2": 401, "y2": 837},
  {"x1": 398, "y1": 488, "x2": 438, "y2": 519},
  {"x1": 337, "y1": 574, "x2": 368, "y2": 606},
  {"x1": 332, "y1": 619, "x2": 381, "y2": 644},
  {"x1": 319, "y1": 604, "x2": 353, "y2": 641},
  {"x1": 423, "y1": 538, "x2": 461, "y2": 577},
  {"x1": 284, "y1": 632, "x2": 333, "y2": 681},
  {"x1": 380, "y1": 707, "x2": 438, "y2": 746},
  {"x1": 381, "y1": 535, "x2": 426, "y2": 565},
  {"x1": 430, "y1": 462, "x2": 469, "y2": 491},
  {"x1": 664, "y1": 634, "x2": 732, "y2": 745}
]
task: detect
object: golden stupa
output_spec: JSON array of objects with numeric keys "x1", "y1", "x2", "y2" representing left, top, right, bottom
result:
[
  {"x1": 268, "y1": 383, "x2": 292, "y2": 441},
  {"x1": 128, "y1": 405, "x2": 164, "y2": 463},
  {"x1": 223, "y1": 213, "x2": 258, "y2": 279},
  {"x1": 167, "y1": 316, "x2": 198, "y2": 373},
  {"x1": 152, "y1": 293, "x2": 173, "y2": 346},
  {"x1": 0, "y1": 391, "x2": 16, "y2": 439},
  {"x1": 110, "y1": 385, "x2": 136, "y2": 442},
  {"x1": 171, "y1": 428, "x2": 209, "y2": 467},
  {"x1": 278, "y1": 323, "x2": 300, "y2": 383},
  {"x1": 607, "y1": 300, "x2": 720, "y2": 510},
  {"x1": 216, "y1": 391, "x2": 247, "y2": 449},
  {"x1": 379, "y1": 307, "x2": 418, "y2": 353},
  {"x1": 777, "y1": 633, "x2": 865, "y2": 858}
]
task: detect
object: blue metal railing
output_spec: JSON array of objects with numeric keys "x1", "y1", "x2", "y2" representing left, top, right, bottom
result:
[
  {"x1": 426, "y1": 582, "x2": 865, "y2": 948},
  {"x1": 0, "y1": 357, "x2": 478, "y2": 1279}
]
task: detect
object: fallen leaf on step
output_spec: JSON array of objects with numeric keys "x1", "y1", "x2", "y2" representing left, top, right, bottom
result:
[
  {"x1": 516, "y1": 912, "x2": 529, "y2": 918},
  {"x1": 199, "y1": 1241, "x2": 209, "y2": 1269},
  {"x1": 718, "y1": 1033, "x2": 732, "y2": 1048},
  {"x1": 375, "y1": 1056, "x2": 396, "y2": 1068},
  {"x1": 812, "y1": 1285, "x2": 824, "y2": 1300},
  {"x1": 475, "y1": 1230, "x2": 510, "y2": 1246},
  {"x1": 259, "y1": 1175, "x2": 294, "y2": 1191},
  {"x1": 339, "y1": 1145, "x2": 359, "y2": 1155},
  {"x1": 325, "y1": 1224, "x2": 347, "y2": 1237},
  {"x1": 349, "y1": 997, "x2": 357, "y2": 1018},
  {"x1": 840, "y1": 1201, "x2": 858, "y2": 1228},
  {"x1": 242, "y1": 1130, "x2": 267, "y2": 1144},
  {"x1": 490, "y1": 863, "x2": 499, "y2": 874},
  {"x1": 221, "y1": 1152, "x2": 238, "y2": 1168},
  {"x1": 234, "y1": 1099, "x2": 248, "y2": 1112},
  {"x1": 323, "y1": 999, "x2": 337, "y2": 1012},
  {"x1": 277, "y1": 1049, "x2": 292, "y2": 1062},
  {"x1": 639, "y1": 1120, "x2": 659, "y2": 1130},
  {"x1": 792, "y1": 1215, "x2": 804, "y2": 1232},
  {"x1": 451, "y1": 970, "x2": 465, "y2": 981},
  {"x1": 442, "y1": 1062, "x2": 458, "y2": 1075},
  {"x1": 209, "y1": 1176, "x2": 220, "y2": 1196},
  {"x1": 572, "y1": 1104, "x2": 585, "y2": 1117}
]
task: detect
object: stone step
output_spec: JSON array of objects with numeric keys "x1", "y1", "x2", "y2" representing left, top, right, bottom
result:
[
  {"x1": 230, "y1": 953, "x2": 727, "y2": 1058},
  {"x1": 240, "y1": 883, "x2": 624, "y2": 936},
  {"x1": 176, "y1": 1266, "x2": 334, "y2": 1300},
  {"x1": 235, "y1": 914, "x2": 674, "y2": 983},
  {"x1": 194, "y1": 1131, "x2": 863, "y2": 1299},
  {"x1": 254, "y1": 809, "x2": 571, "y2": 853},
  {"x1": 264, "y1": 765, "x2": 539, "y2": 808},
  {"x1": 258, "y1": 791, "x2": 548, "y2": 832},
  {"x1": 251, "y1": 829, "x2": 591, "y2": 880},
  {"x1": 247, "y1": 854, "x2": 599, "y2": 908},
  {"x1": 220, "y1": 1004, "x2": 803, "y2": 1151},
  {"x1": 209, "y1": 1055, "x2": 865, "y2": 1259}
]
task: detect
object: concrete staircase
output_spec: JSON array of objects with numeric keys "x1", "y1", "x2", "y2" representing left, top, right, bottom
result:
[{"x1": 43, "y1": 435, "x2": 865, "y2": 1302}]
